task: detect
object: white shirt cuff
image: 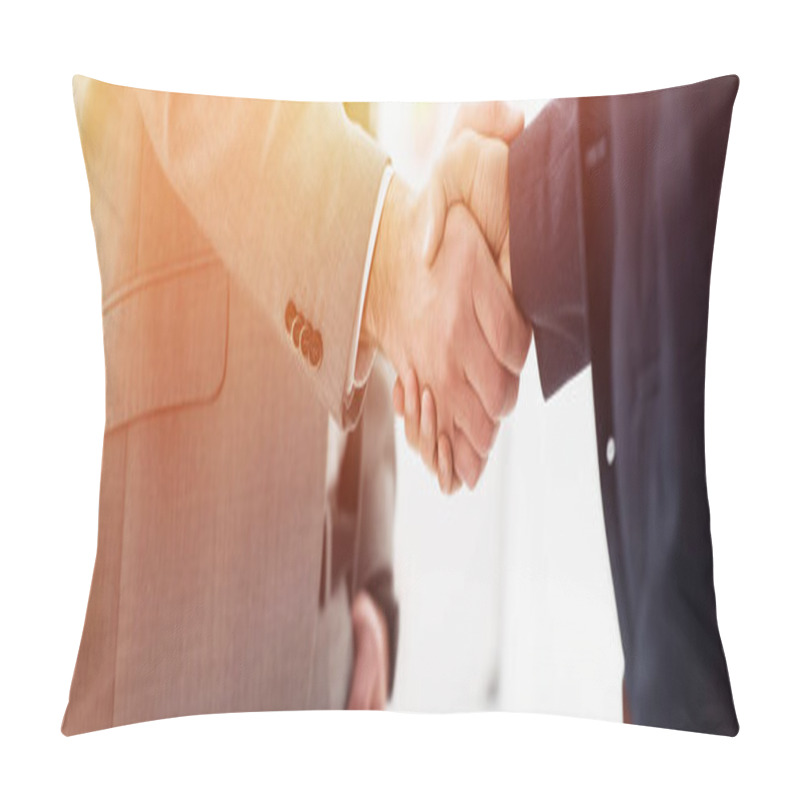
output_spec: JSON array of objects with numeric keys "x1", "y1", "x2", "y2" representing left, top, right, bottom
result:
[{"x1": 345, "y1": 163, "x2": 395, "y2": 394}]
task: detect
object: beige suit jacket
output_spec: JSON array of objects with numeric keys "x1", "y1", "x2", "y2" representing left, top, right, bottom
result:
[{"x1": 62, "y1": 77, "x2": 396, "y2": 735}]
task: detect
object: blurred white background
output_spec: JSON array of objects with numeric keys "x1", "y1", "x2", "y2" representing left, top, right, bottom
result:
[{"x1": 377, "y1": 102, "x2": 623, "y2": 718}]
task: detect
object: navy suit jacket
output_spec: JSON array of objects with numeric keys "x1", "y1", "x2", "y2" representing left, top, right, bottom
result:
[{"x1": 508, "y1": 76, "x2": 739, "y2": 734}]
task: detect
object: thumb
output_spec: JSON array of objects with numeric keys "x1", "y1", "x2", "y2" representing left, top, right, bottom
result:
[
  {"x1": 422, "y1": 130, "x2": 482, "y2": 266},
  {"x1": 425, "y1": 103, "x2": 523, "y2": 266},
  {"x1": 449, "y1": 101, "x2": 524, "y2": 145}
]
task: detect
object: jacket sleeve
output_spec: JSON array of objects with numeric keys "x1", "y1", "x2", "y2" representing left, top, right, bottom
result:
[
  {"x1": 508, "y1": 98, "x2": 591, "y2": 400},
  {"x1": 134, "y1": 85, "x2": 389, "y2": 429}
]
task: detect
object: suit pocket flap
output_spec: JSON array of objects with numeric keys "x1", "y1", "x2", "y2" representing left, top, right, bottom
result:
[{"x1": 102, "y1": 262, "x2": 229, "y2": 430}]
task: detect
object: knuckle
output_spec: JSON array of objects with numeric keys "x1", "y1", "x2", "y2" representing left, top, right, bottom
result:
[{"x1": 490, "y1": 136, "x2": 508, "y2": 164}]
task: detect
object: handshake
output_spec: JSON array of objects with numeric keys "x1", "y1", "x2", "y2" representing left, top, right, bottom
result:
[{"x1": 362, "y1": 102, "x2": 532, "y2": 493}]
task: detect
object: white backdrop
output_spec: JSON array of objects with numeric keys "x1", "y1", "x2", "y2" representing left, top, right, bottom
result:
[
  {"x1": 1, "y1": 1, "x2": 798, "y2": 797},
  {"x1": 380, "y1": 100, "x2": 622, "y2": 719}
]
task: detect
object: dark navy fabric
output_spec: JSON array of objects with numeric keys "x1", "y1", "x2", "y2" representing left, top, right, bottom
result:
[{"x1": 509, "y1": 77, "x2": 739, "y2": 735}]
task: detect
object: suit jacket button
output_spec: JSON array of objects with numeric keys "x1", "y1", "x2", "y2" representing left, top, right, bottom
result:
[
  {"x1": 309, "y1": 331, "x2": 323, "y2": 368},
  {"x1": 292, "y1": 314, "x2": 305, "y2": 347},
  {"x1": 300, "y1": 324, "x2": 312, "y2": 357},
  {"x1": 285, "y1": 300, "x2": 297, "y2": 333},
  {"x1": 606, "y1": 436, "x2": 616, "y2": 466}
]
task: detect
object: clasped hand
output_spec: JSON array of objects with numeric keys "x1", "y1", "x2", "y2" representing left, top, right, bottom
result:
[{"x1": 362, "y1": 102, "x2": 531, "y2": 492}]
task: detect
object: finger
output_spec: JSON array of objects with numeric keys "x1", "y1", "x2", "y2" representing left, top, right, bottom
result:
[
  {"x1": 436, "y1": 434, "x2": 458, "y2": 494},
  {"x1": 393, "y1": 377, "x2": 405, "y2": 416},
  {"x1": 464, "y1": 318, "x2": 519, "y2": 420},
  {"x1": 424, "y1": 131, "x2": 508, "y2": 266},
  {"x1": 453, "y1": 384, "x2": 498, "y2": 459},
  {"x1": 421, "y1": 130, "x2": 492, "y2": 265},
  {"x1": 419, "y1": 387, "x2": 438, "y2": 472},
  {"x1": 403, "y1": 369, "x2": 421, "y2": 451},
  {"x1": 452, "y1": 424, "x2": 487, "y2": 490},
  {"x1": 449, "y1": 101, "x2": 524, "y2": 145},
  {"x1": 472, "y1": 241, "x2": 532, "y2": 374},
  {"x1": 423, "y1": 131, "x2": 483, "y2": 267}
]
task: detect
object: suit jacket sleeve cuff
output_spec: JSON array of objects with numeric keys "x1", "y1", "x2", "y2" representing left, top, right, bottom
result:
[{"x1": 509, "y1": 98, "x2": 591, "y2": 400}]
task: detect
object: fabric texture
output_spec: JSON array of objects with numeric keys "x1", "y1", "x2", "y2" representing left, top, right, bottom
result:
[
  {"x1": 509, "y1": 76, "x2": 740, "y2": 734},
  {"x1": 63, "y1": 78, "x2": 397, "y2": 735},
  {"x1": 65, "y1": 75, "x2": 740, "y2": 737}
]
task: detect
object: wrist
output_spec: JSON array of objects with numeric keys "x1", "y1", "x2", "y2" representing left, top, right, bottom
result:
[{"x1": 363, "y1": 175, "x2": 416, "y2": 367}]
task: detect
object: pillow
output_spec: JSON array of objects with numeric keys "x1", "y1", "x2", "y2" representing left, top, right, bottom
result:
[{"x1": 63, "y1": 76, "x2": 738, "y2": 736}]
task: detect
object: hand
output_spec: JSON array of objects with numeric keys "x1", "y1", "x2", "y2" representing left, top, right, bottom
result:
[
  {"x1": 365, "y1": 191, "x2": 529, "y2": 488},
  {"x1": 393, "y1": 377, "x2": 462, "y2": 493},
  {"x1": 347, "y1": 590, "x2": 390, "y2": 710},
  {"x1": 423, "y1": 102, "x2": 519, "y2": 287},
  {"x1": 363, "y1": 103, "x2": 530, "y2": 489},
  {"x1": 389, "y1": 103, "x2": 529, "y2": 491}
]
